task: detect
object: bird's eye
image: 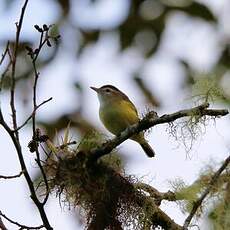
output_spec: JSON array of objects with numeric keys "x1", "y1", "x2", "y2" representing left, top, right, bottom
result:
[{"x1": 105, "y1": 89, "x2": 111, "y2": 93}]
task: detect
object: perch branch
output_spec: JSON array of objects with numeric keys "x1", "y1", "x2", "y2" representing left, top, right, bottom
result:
[
  {"x1": 183, "y1": 154, "x2": 230, "y2": 229},
  {"x1": 90, "y1": 103, "x2": 228, "y2": 161}
]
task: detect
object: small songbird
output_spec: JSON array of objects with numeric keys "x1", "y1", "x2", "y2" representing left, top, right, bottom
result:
[{"x1": 91, "y1": 85, "x2": 155, "y2": 157}]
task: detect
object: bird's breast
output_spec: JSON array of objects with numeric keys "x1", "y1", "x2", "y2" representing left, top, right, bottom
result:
[{"x1": 99, "y1": 101, "x2": 139, "y2": 136}]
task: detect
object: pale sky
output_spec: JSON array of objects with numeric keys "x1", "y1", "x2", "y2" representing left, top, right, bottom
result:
[{"x1": 0, "y1": 0, "x2": 229, "y2": 229}]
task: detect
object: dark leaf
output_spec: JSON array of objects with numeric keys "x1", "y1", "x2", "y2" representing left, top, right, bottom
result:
[
  {"x1": 34, "y1": 24, "x2": 43, "y2": 32},
  {"x1": 43, "y1": 24, "x2": 49, "y2": 31},
  {"x1": 172, "y1": 2, "x2": 216, "y2": 22},
  {"x1": 46, "y1": 40, "x2": 52, "y2": 47}
]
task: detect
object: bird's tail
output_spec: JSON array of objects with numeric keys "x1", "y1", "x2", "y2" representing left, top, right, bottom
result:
[
  {"x1": 132, "y1": 134, "x2": 155, "y2": 158},
  {"x1": 140, "y1": 141, "x2": 155, "y2": 158}
]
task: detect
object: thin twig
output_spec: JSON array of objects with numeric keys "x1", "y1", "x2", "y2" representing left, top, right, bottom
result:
[
  {"x1": 0, "y1": 210, "x2": 44, "y2": 229},
  {"x1": 30, "y1": 29, "x2": 52, "y2": 206},
  {"x1": 89, "y1": 103, "x2": 229, "y2": 161},
  {"x1": 0, "y1": 171, "x2": 24, "y2": 180},
  {"x1": 10, "y1": 0, "x2": 29, "y2": 141},
  {"x1": 0, "y1": 62, "x2": 11, "y2": 92},
  {"x1": 14, "y1": 97, "x2": 53, "y2": 132},
  {"x1": 183, "y1": 155, "x2": 230, "y2": 229},
  {"x1": 0, "y1": 1, "x2": 53, "y2": 228},
  {"x1": 0, "y1": 41, "x2": 10, "y2": 65},
  {"x1": 0, "y1": 109, "x2": 53, "y2": 229}
]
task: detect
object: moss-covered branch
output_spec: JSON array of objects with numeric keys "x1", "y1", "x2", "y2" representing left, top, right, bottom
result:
[
  {"x1": 46, "y1": 153, "x2": 183, "y2": 230},
  {"x1": 43, "y1": 102, "x2": 228, "y2": 229},
  {"x1": 90, "y1": 103, "x2": 228, "y2": 161},
  {"x1": 135, "y1": 182, "x2": 177, "y2": 205},
  {"x1": 183, "y1": 155, "x2": 230, "y2": 229}
]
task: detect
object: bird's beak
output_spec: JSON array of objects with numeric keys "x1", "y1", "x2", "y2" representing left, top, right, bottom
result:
[{"x1": 90, "y1": 86, "x2": 100, "y2": 93}]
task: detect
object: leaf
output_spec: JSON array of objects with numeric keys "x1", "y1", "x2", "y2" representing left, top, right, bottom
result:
[
  {"x1": 63, "y1": 122, "x2": 71, "y2": 146},
  {"x1": 46, "y1": 139, "x2": 58, "y2": 153},
  {"x1": 176, "y1": 2, "x2": 216, "y2": 22}
]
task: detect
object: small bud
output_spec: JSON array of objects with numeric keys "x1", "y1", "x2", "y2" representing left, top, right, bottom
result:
[
  {"x1": 46, "y1": 40, "x2": 52, "y2": 47},
  {"x1": 28, "y1": 140, "x2": 38, "y2": 153},
  {"x1": 54, "y1": 35, "x2": 61, "y2": 42},
  {"x1": 27, "y1": 52, "x2": 34, "y2": 59},
  {"x1": 34, "y1": 25, "x2": 43, "y2": 32},
  {"x1": 43, "y1": 24, "x2": 49, "y2": 31},
  {"x1": 34, "y1": 49, "x2": 39, "y2": 54},
  {"x1": 39, "y1": 135, "x2": 49, "y2": 143},
  {"x1": 26, "y1": 46, "x2": 34, "y2": 58},
  {"x1": 25, "y1": 46, "x2": 32, "y2": 52}
]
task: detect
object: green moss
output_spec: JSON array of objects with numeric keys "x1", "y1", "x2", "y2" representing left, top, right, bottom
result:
[
  {"x1": 192, "y1": 75, "x2": 225, "y2": 103},
  {"x1": 209, "y1": 201, "x2": 230, "y2": 230},
  {"x1": 44, "y1": 132, "x2": 154, "y2": 229},
  {"x1": 77, "y1": 131, "x2": 105, "y2": 152}
]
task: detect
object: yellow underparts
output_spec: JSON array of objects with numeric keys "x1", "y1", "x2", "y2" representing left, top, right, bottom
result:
[{"x1": 99, "y1": 100, "x2": 144, "y2": 143}]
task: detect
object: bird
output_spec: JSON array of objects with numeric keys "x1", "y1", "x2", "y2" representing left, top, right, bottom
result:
[{"x1": 91, "y1": 85, "x2": 155, "y2": 157}]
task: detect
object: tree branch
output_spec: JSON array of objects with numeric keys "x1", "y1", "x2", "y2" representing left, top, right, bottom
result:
[
  {"x1": 136, "y1": 195, "x2": 183, "y2": 230},
  {"x1": 89, "y1": 103, "x2": 228, "y2": 161},
  {"x1": 30, "y1": 29, "x2": 52, "y2": 206},
  {"x1": 0, "y1": 171, "x2": 24, "y2": 180},
  {"x1": 183, "y1": 155, "x2": 230, "y2": 229},
  {"x1": 135, "y1": 182, "x2": 177, "y2": 205},
  {"x1": 0, "y1": 210, "x2": 44, "y2": 230},
  {"x1": 0, "y1": 41, "x2": 10, "y2": 65},
  {"x1": 0, "y1": 109, "x2": 53, "y2": 229},
  {"x1": 10, "y1": 0, "x2": 29, "y2": 140},
  {"x1": 0, "y1": 1, "x2": 53, "y2": 229},
  {"x1": 14, "y1": 97, "x2": 52, "y2": 132}
]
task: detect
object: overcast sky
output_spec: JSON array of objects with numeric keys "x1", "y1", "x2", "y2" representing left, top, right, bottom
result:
[{"x1": 0, "y1": 0, "x2": 229, "y2": 229}]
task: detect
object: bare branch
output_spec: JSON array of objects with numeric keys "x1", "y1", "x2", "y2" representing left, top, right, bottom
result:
[
  {"x1": 0, "y1": 110, "x2": 53, "y2": 229},
  {"x1": 0, "y1": 41, "x2": 10, "y2": 65},
  {"x1": 0, "y1": 1, "x2": 53, "y2": 229},
  {"x1": 90, "y1": 103, "x2": 228, "y2": 161},
  {"x1": 0, "y1": 62, "x2": 11, "y2": 92},
  {"x1": 29, "y1": 26, "x2": 55, "y2": 207},
  {"x1": 183, "y1": 155, "x2": 230, "y2": 229},
  {"x1": 0, "y1": 210, "x2": 44, "y2": 230},
  {"x1": 10, "y1": 0, "x2": 29, "y2": 140},
  {"x1": 0, "y1": 171, "x2": 24, "y2": 180},
  {"x1": 14, "y1": 97, "x2": 53, "y2": 132}
]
